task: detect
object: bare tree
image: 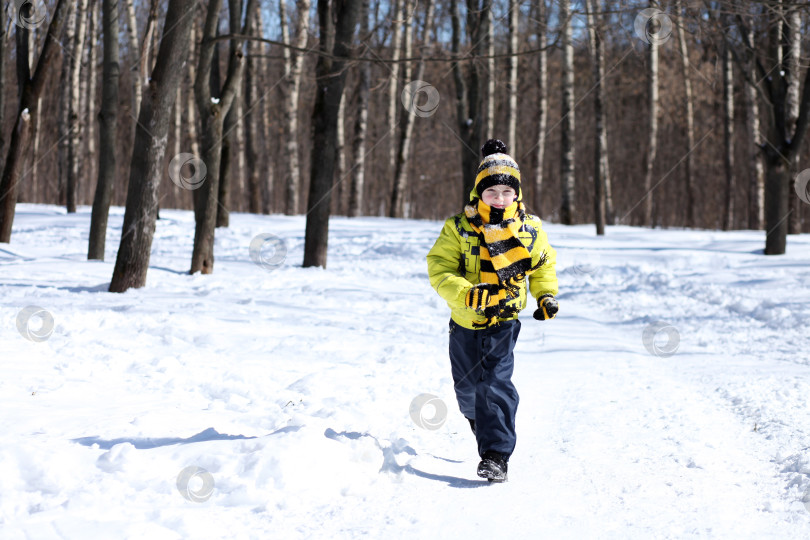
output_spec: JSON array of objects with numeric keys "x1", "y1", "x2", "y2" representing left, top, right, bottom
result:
[
  {"x1": 349, "y1": 0, "x2": 371, "y2": 218},
  {"x1": 333, "y1": 91, "x2": 347, "y2": 214},
  {"x1": 506, "y1": 0, "x2": 518, "y2": 150},
  {"x1": 641, "y1": 0, "x2": 660, "y2": 228},
  {"x1": 28, "y1": 27, "x2": 44, "y2": 201},
  {"x1": 533, "y1": 0, "x2": 548, "y2": 215},
  {"x1": 88, "y1": 0, "x2": 121, "y2": 261},
  {"x1": 0, "y1": 0, "x2": 72, "y2": 243},
  {"x1": 785, "y1": 1, "x2": 802, "y2": 234},
  {"x1": 86, "y1": 0, "x2": 99, "y2": 196},
  {"x1": 386, "y1": 0, "x2": 403, "y2": 181},
  {"x1": 485, "y1": 6, "x2": 495, "y2": 137},
  {"x1": 389, "y1": 0, "x2": 421, "y2": 218},
  {"x1": 724, "y1": 1, "x2": 810, "y2": 254},
  {"x1": 302, "y1": 0, "x2": 361, "y2": 268},
  {"x1": 450, "y1": 0, "x2": 491, "y2": 203},
  {"x1": 108, "y1": 0, "x2": 196, "y2": 291},
  {"x1": 191, "y1": 0, "x2": 257, "y2": 274},
  {"x1": 66, "y1": 0, "x2": 90, "y2": 214},
  {"x1": 743, "y1": 16, "x2": 764, "y2": 230},
  {"x1": 244, "y1": 0, "x2": 263, "y2": 214},
  {"x1": 217, "y1": 0, "x2": 250, "y2": 229},
  {"x1": 722, "y1": 42, "x2": 735, "y2": 230},
  {"x1": 280, "y1": 0, "x2": 311, "y2": 215},
  {"x1": 676, "y1": 0, "x2": 696, "y2": 227},
  {"x1": 560, "y1": 0, "x2": 575, "y2": 224},
  {"x1": 586, "y1": 0, "x2": 607, "y2": 235},
  {"x1": 57, "y1": 2, "x2": 77, "y2": 207},
  {"x1": 124, "y1": 0, "x2": 141, "y2": 117}
]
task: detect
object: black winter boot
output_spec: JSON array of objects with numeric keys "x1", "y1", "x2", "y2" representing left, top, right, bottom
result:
[{"x1": 477, "y1": 450, "x2": 508, "y2": 482}]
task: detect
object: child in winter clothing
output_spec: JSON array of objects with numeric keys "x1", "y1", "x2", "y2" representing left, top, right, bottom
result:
[{"x1": 426, "y1": 139, "x2": 559, "y2": 482}]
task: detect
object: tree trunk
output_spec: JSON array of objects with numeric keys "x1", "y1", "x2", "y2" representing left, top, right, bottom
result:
[
  {"x1": 281, "y1": 0, "x2": 310, "y2": 215},
  {"x1": 450, "y1": 0, "x2": 489, "y2": 205},
  {"x1": 390, "y1": 0, "x2": 434, "y2": 218},
  {"x1": 333, "y1": 90, "x2": 347, "y2": 215},
  {"x1": 218, "y1": 103, "x2": 235, "y2": 227},
  {"x1": 485, "y1": 7, "x2": 494, "y2": 137},
  {"x1": 57, "y1": 2, "x2": 77, "y2": 207},
  {"x1": 764, "y1": 155, "x2": 789, "y2": 254},
  {"x1": 642, "y1": 0, "x2": 659, "y2": 228},
  {"x1": 245, "y1": 0, "x2": 262, "y2": 214},
  {"x1": 29, "y1": 28, "x2": 43, "y2": 202},
  {"x1": 86, "y1": 0, "x2": 99, "y2": 202},
  {"x1": 190, "y1": 0, "x2": 257, "y2": 275},
  {"x1": 386, "y1": 0, "x2": 403, "y2": 181},
  {"x1": 743, "y1": 23, "x2": 764, "y2": 230},
  {"x1": 676, "y1": 0, "x2": 696, "y2": 227},
  {"x1": 187, "y1": 21, "x2": 200, "y2": 159},
  {"x1": 67, "y1": 0, "x2": 90, "y2": 214},
  {"x1": 349, "y1": 0, "x2": 370, "y2": 218},
  {"x1": 302, "y1": 0, "x2": 361, "y2": 268},
  {"x1": 506, "y1": 0, "x2": 518, "y2": 150},
  {"x1": 124, "y1": 0, "x2": 141, "y2": 118},
  {"x1": 586, "y1": 0, "x2": 606, "y2": 235},
  {"x1": 0, "y1": 0, "x2": 72, "y2": 243},
  {"x1": 88, "y1": 0, "x2": 120, "y2": 261},
  {"x1": 785, "y1": 3, "x2": 802, "y2": 234},
  {"x1": 560, "y1": 0, "x2": 575, "y2": 224},
  {"x1": 533, "y1": 0, "x2": 548, "y2": 215},
  {"x1": 217, "y1": 0, "x2": 244, "y2": 230},
  {"x1": 0, "y1": 3, "x2": 6, "y2": 161},
  {"x1": 722, "y1": 42, "x2": 735, "y2": 231},
  {"x1": 108, "y1": 0, "x2": 196, "y2": 290}
]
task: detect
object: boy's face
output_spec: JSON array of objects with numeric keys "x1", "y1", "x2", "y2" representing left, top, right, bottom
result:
[{"x1": 481, "y1": 185, "x2": 517, "y2": 209}]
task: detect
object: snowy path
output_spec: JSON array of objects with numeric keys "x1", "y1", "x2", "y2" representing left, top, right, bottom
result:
[{"x1": 1, "y1": 204, "x2": 810, "y2": 539}]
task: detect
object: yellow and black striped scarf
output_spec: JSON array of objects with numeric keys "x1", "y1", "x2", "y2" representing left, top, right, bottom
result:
[{"x1": 465, "y1": 198, "x2": 547, "y2": 327}]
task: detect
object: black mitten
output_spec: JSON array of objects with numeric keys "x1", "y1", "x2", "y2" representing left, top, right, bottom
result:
[{"x1": 533, "y1": 294, "x2": 559, "y2": 320}]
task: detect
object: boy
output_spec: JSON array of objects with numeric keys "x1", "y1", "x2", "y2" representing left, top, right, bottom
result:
[{"x1": 426, "y1": 139, "x2": 559, "y2": 482}]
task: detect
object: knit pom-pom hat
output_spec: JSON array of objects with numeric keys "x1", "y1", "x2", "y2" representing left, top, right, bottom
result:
[{"x1": 472, "y1": 139, "x2": 522, "y2": 201}]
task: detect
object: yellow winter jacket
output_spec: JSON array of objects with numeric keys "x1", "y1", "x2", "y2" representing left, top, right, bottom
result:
[{"x1": 426, "y1": 212, "x2": 558, "y2": 329}]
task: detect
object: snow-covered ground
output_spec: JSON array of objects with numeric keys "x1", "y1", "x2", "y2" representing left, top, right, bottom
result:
[{"x1": 2, "y1": 203, "x2": 810, "y2": 539}]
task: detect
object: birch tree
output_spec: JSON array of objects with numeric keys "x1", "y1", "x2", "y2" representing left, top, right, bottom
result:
[
  {"x1": 66, "y1": 0, "x2": 90, "y2": 214},
  {"x1": 641, "y1": 0, "x2": 660, "y2": 228},
  {"x1": 785, "y1": 2, "x2": 802, "y2": 234},
  {"x1": 485, "y1": 7, "x2": 495, "y2": 137},
  {"x1": 124, "y1": 0, "x2": 141, "y2": 117},
  {"x1": 533, "y1": 0, "x2": 548, "y2": 214},
  {"x1": 743, "y1": 18, "x2": 764, "y2": 230},
  {"x1": 722, "y1": 42, "x2": 735, "y2": 230},
  {"x1": 506, "y1": 0, "x2": 518, "y2": 150},
  {"x1": 676, "y1": 0, "x2": 696, "y2": 227},
  {"x1": 389, "y1": 0, "x2": 421, "y2": 218},
  {"x1": 280, "y1": 0, "x2": 310, "y2": 215}
]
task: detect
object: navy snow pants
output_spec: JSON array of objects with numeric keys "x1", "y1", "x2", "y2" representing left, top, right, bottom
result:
[{"x1": 448, "y1": 318, "x2": 520, "y2": 459}]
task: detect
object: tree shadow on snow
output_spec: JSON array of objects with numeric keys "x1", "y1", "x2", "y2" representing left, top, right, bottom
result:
[{"x1": 72, "y1": 427, "x2": 257, "y2": 449}]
